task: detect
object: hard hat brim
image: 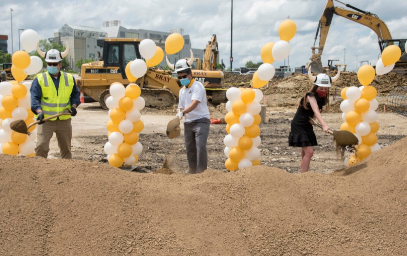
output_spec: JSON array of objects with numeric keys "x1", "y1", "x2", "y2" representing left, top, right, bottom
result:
[{"x1": 314, "y1": 83, "x2": 331, "y2": 87}]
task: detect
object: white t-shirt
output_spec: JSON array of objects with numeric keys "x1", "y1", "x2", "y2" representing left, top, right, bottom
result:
[{"x1": 178, "y1": 79, "x2": 210, "y2": 123}]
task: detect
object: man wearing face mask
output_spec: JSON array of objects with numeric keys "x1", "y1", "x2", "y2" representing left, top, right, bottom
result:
[
  {"x1": 175, "y1": 59, "x2": 211, "y2": 174},
  {"x1": 30, "y1": 43, "x2": 81, "y2": 159}
]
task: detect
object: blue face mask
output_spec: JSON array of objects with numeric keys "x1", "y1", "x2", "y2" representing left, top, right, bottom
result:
[
  {"x1": 47, "y1": 66, "x2": 59, "y2": 75},
  {"x1": 180, "y1": 78, "x2": 190, "y2": 86}
]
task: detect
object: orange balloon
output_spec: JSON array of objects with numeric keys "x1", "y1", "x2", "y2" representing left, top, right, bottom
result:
[
  {"x1": 229, "y1": 147, "x2": 245, "y2": 162},
  {"x1": 133, "y1": 155, "x2": 139, "y2": 164},
  {"x1": 245, "y1": 124, "x2": 260, "y2": 138},
  {"x1": 117, "y1": 142, "x2": 132, "y2": 158},
  {"x1": 25, "y1": 118, "x2": 36, "y2": 132},
  {"x1": 261, "y1": 42, "x2": 275, "y2": 64},
  {"x1": 26, "y1": 153, "x2": 35, "y2": 157},
  {"x1": 2, "y1": 142, "x2": 19, "y2": 155},
  {"x1": 27, "y1": 110, "x2": 34, "y2": 119},
  {"x1": 146, "y1": 46, "x2": 164, "y2": 67},
  {"x1": 11, "y1": 83, "x2": 28, "y2": 99},
  {"x1": 232, "y1": 100, "x2": 246, "y2": 115},
  {"x1": 1, "y1": 95, "x2": 18, "y2": 111},
  {"x1": 252, "y1": 71, "x2": 268, "y2": 89},
  {"x1": 238, "y1": 135, "x2": 253, "y2": 150},
  {"x1": 11, "y1": 65, "x2": 27, "y2": 82},
  {"x1": 110, "y1": 108, "x2": 126, "y2": 123},
  {"x1": 165, "y1": 33, "x2": 184, "y2": 55},
  {"x1": 119, "y1": 97, "x2": 134, "y2": 112},
  {"x1": 354, "y1": 98, "x2": 370, "y2": 113},
  {"x1": 125, "y1": 61, "x2": 137, "y2": 83},
  {"x1": 108, "y1": 154, "x2": 124, "y2": 168},
  {"x1": 124, "y1": 131, "x2": 139, "y2": 144},
  {"x1": 241, "y1": 88, "x2": 255, "y2": 104},
  {"x1": 133, "y1": 120, "x2": 144, "y2": 133},
  {"x1": 0, "y1": 107, "x2": 12, "y2": 120},
  {"x1": 348, "y1": 155, "x2": 362, "y2": 167},
  {"x1": 225, "y1": 124, "x2": 231, "y2": 134},
  {"x1": 361, "y1": 86, "x2": 377, "y2": 101},
  {"x1": 12, "y1": 50, "x2": 31, "y2": 70},
  {"x1": 345, "y1": 111, "x2": 362, "y2": 126},
  {"x1": 253, "y1": 114, "x2": 261, "y2": 125},
  {"x1": 225, "y1": 112, "x2": 240, "y2": 125},
  {"x1": 357, "y1": 65, "x2": 375, "y2": 86},
  {"x1": 251, "y1": 159, "x2": 261, "y2": 166},
  {"x1": 11, "y1": 131, "x2": 27, "y2": 145},
  {"x1": 125, "y1": 84, "x2": 141, "y2": 99},
  {"x1": 362, "y1": 132, "x2": 378, "y2": 146},
  {"x1": 225, "y1": 158, "x2": 239, "y2": 171},
  {"x1": 341, "y1": 87, "x2": 348, "y2": 100},
  {"x1": 278, "y1": 19, "x2": 297, "y2": 41},
  {"x1": 356, "y1": 144, "x2": 371, "y2": 159},
  {"x1": 340, "y1": 122, "x2": 356, "y2": 134},
  {"x1": 369, "y1": 121, "x2": 380, "y2": 133},
  {"x1": 106, "y1": 119, "x2": 120, "y2": 132},
  {"x1": 382, "y1": 45, "x2": 402, "y2": 66}
]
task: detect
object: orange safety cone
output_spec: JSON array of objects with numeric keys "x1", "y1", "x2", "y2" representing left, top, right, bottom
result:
[{"x1": 80, "y1": 92, "x2": 85, "y2": 103}]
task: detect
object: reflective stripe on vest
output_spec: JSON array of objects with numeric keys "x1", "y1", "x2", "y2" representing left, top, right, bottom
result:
[{"x1": 37, "y1": 71, "x2": 74, "y2": 121}]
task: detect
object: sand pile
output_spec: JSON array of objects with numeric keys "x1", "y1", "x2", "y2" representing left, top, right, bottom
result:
[{"x1": 1, "y1": 136, "x2": 407, "y2": 255}]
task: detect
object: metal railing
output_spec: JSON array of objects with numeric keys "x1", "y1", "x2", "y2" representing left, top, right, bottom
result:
[{"x1": 387, "y1": 86, "x2": 407, "y2": 117}]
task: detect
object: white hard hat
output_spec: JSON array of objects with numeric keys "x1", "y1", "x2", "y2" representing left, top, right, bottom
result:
[
  {"x1": 175, "y1": 59, "x2": 191, "y2": 73},
  {"x1": 314, "y1": 74, "x2": 331, "y2": 87},
  {"x1": 37, "y1": 41, "x2": 69, "y2": 63}
]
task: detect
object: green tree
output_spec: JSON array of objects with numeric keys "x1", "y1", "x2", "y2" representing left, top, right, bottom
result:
[
  {"x1": 31, "y1": 39, "x2": 69, "y2": 69},
  {"x1": 75, "y1": 58, "x2": 94, "y2": 69},
  {"x1": 245, "y1": 61, "x2": 255, "y2": 68},
  {"x1": 0, "y1": 50, "x2": 12, "y2": 64},
  {"x1": 216, "y1": 63, "x2": 224, "y2": 70}
]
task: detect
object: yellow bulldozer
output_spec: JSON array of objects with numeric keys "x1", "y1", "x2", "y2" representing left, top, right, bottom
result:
[
  {"x1": 76, "y1": 35, "x2": 226, "y2": 110},
  {"x1": 0, "y1": 63, "x2": 14, "y2": 82},
  {"x1": 307, "y1": 0, "x2": 407, "y2": 75}
]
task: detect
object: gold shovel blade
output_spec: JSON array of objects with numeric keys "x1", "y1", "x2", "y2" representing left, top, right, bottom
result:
[{"x1": 332, "y1": 130, "x2": 359, "y2": 147}]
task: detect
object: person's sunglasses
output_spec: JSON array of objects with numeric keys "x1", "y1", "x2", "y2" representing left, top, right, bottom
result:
[
  {"x1": 178, "y1": 75, "x2": 188, "y2": 79},
  {"x1": 47, "y1": 63, "x2": 59, "y2": 66}
]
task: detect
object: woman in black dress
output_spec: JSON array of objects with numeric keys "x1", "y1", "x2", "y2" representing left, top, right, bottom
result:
[{"x1": 289, "y1": 68, "x2": 340, "y2": 173}]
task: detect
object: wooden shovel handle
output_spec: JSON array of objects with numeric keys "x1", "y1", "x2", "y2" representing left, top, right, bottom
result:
[
  {"x1": 27, "y1": 110, "x2": 72, "y2": 130},
  {"x1": 310, "y1": 117, "x2": 334, "y2": 135}
]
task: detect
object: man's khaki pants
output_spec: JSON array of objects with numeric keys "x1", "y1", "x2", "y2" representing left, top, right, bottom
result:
[{"x1": 35, "y1": 118, "x2": 72, "y2": 159}]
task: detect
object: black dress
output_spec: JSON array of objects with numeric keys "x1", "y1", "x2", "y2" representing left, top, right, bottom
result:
[{"x1": 288, "y1": 92, "x2": 325, "y2": 147}]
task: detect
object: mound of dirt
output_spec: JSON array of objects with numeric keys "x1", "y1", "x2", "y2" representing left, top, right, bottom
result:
[{"x1": 1, "y1": 136, "x2": 407, "y2": 255}]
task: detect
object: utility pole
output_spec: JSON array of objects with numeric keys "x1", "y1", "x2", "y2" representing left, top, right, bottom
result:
[
  {"x1": 343, "y1": 48, "x2": 346, "y2": 66},
  {"x1": 10, "y1": 8, "x2": 14, "y2": 53},
  {"x1": 230, "y1": 0, "x2": 233, "y2": 71}
]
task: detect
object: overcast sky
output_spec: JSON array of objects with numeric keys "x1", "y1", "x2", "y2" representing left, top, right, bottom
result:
[{"x1": 1, "y1": 0, "x2": 406, "y2": 71}]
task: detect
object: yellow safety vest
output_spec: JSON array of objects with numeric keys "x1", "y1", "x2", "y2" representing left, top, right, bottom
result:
[{"x1": 36, "y1": 71, "x2": 74, "y2": 121}]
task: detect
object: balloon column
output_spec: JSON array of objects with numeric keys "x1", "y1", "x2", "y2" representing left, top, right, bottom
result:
[{"x1": 0, "y1": 29, "x2": 41, "y2": 156}]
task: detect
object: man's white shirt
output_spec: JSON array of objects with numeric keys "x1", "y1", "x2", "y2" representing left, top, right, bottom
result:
[{"x1": 178, "y1": 79, "x2": 210, "y2": 122}]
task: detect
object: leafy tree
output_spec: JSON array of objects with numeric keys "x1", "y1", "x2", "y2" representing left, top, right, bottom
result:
[
  {"x1": 0, "y1": 50, "x2": 12, "y2": 64},
  {"x1": 75, "y1": 58, "x2": 94, "y2": 69},
  {"x1": 31, "y1": 39, "x2": 69, "y2": 69},
  {"x1": 216, "y1": 63, "x2": 224, "y2": 70},
  {"x1": 245, "y1": 60, "x2": 263, "y2": 68}
]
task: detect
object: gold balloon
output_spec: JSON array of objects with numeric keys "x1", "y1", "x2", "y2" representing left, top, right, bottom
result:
[
  {"x1": 11, "y1": 131, "x2": 27, "y2": 145},
  {"x1": 382, "y1": 45, "x2": 402, "y2": 66},
  {"x1": 340, "y1": 122, "x2": 356, "y2": 134},
  {"x1": 361, "y1": 86, "x2": 377, "y2": 101},
  {"x1": 354, "y1": 98, "x2": 370, "y2": 113},
  {"x1": 117, "y1": 142, "x2": 132, "y2": 158},
  {"x1": 0, "y1": 107, "x2": 12, "y2": 120},
  {"x1": 348, "y1": 155, "x2": 362, "y2": 167},
  {"x1": 260, "y1": 42, "x2": 275, "y2": 64},
  {"x1": 362, "y1": 132, "x2": 378, "y2": 146},
  {"x1": 341, "y1": 87, "x2": 349, "y2": 100},
  {"x1": 225, "y1": 158, "x2": 239, "y2": 171},
  {"x1": 225, "y1": 112, "x2": 240, "y2": 125},
  {"x1": 225, "y1": 124, "x2": 231, "y2": 134},
  {"x1": 109, "y1": 154, "x2": 124, "y2": 168},
  {"x1": 251, "y1": 159, "x2": 261, "y2": 166},
  {"x1": 125, "y1": 61, "x2": 137, "y2": 83},
  {"x1": 11, "y1": 83, "x2": 27, "y2": 99},
  {"x1": 110, "y1": 108, "x2": 126, "y2": 123},
  {"x1": 238, "y1": 135, "x2": 253, "y2": 150},
  {"x1": 252, "y1": 71, "x2": 268, "y2": 89},
  {"x1": 133, "y1": 120, "x2": 144, "y2": 133},
  {"x1": 106, "y1": 119, "x2": 120, "y2": 132},
  {"x1": 12, "y1": 50, "x2": 31, "y2": 70},
  {"x1": 370, "y1": 121, "x2": 380, "y2": 133},
  {"x1": 356, "y1": 144, "x2": 371, "y2": 159},
  {"x1": 124, "y1": 131, "x2": 139, "y2": 145},
  {"x1": 241, "y1": 88, "x2": 255, "y2": 104},
  {"x1": 357, "y1": 65, "x2": 375, "y2": 86},
  {"x1": 165, "y1": 33, "x2": 184, "y2": 55},
  {"x1": 25, "y1": 118, "x2": 36, "y2": 132},
  {"x1": 146, "y1": 46, "x2": 164, "y2": 67},
  {"x1": 1, "y1": 95, "x2": 18, "y2": 111},
  {"x1": 278, "y1": 19, "x2": 297, "y2": 41},
  {"x1": 231, "y1": 100, "x2": 246, "y2": 115},
  {"x1": 229, "y1": 147, "x2": 245, "y2": 162},
  {"x1": 253, "y1": 114, "x2": 261, "y2": 125},
  {"x1": 125, "y1": 84, "x2": 141, "y2": 99},
  {"x1": 345, "y1": 111, "x2": 362, "y2": 126},
  {"x1": 119, "y1": 97, "x2": 134, "y2": 112},
  {"x1": 2, "y1": 142, "x2": 19, "y2": 155},
  {"x1": 245, "y1": 124, "x2": 260, "y2": 138},
  {"x1": 11, "y1": 65, "x2": 28, "y2": 82}
]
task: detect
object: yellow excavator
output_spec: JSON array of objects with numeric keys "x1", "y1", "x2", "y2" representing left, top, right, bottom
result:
[
  {"x1": 0, "y1": 63, "x2": 14, "y2": 82},
  {"x1": 77, "y1": 36, "x2": 226, "y2": 110},
  {"x1": 307, "y1": 0, "x2": 407, "y2": 74}
]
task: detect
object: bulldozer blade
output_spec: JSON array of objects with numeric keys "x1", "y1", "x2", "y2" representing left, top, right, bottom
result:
[
  {"x1": 332, "y1": 130, "x2": 359, "y2": 147},
  {"x1": 10, "y1": 120, "x2": 29, "y2": 135}
]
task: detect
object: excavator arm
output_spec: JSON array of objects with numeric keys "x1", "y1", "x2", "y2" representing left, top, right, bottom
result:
[{"x1": 202, "y1": 34, "x2": 219, "y2": 71}]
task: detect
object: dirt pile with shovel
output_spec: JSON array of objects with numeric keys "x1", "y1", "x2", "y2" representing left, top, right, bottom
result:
[{"x1": 1, "y1": 135, "x2": 407, "y2": 255}]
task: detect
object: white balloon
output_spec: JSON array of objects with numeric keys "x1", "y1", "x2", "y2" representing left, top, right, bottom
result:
[
  {"x1": 0, "y1": 129, "x2": 11, "y2": 143},
  {"x1": 370, "y1": 143, "x2": 381, "y2": 152},
  {"x1": 119, "y1": 120, "x2": 133, "y2": 134},
  {"x1": 245, "y1": 146, "x2": 260, "y2": 161},
  {"x1": 230, "y1": 123, "x2": 245, "y2": 138},
  {"x1": 24, "y1": 56, "x2": 43, "y2": 75},
  {"x1": 0, "y1": 143, "x2": 2, "y2": 153},
  {"x1": 130, "y1": 59, "x2": 147, "y2": 78},
  {"x1": 12, "y1": 107, "x2": 28, "y2": 120},
  {"x1": 108, "y1": 132, "x2": 124, "y2": 146},
  {"x1": 223, "y1": 134, "x2": 239, "y2": 148},
  {"x1": 247, "y1": 102, "x2": 261, "y2": 115},
  {"x1": 1, "y1": 118, "x2": 14, "y2": 133},
  {"x1": 369, "y1": 99, "x2": 379, "y2": 111},
  {"x1": 29, "y1": 131, "x2": 36, "y2": 142},
  {"x1": 139, "y1": 39, "x2": 157, "y2": 60},
  {"x1": 133, "y1": 97, "x2": 145, "y2": 110},
  {"x1": 340, "y1": 99, "x2": 355, "y2": 113},
  {"x1": 375, "y1": 58, "x2": 395, "y2": 75},
  {"x1": 19, "y1": 140, "x2": 35, "y2": 155},
  {"x1": 226, "y1": 87, "x2": 241, "y2": 102},
  {"x1": 253, "y1": 89, "x2": 263, "y2": 103},
  {"x1": 104, "y1": 142, "x2": 118, "y2": 155},
  {"x1": 252, "y1": 136, "x2": 261, "y2": 147},
  {"x1": 238, "y1": 158, "x2": 253, "y2": 169},
  {"x1": 359, "y1": 86, "x2": 365, "y2": 91},
  {"x1": 346, "y1": 86, "x2": 361, "y2": 101},
  {"x1": 341, "y1": 112, "x2": 346, "y2": 122},
  {"x1": 124, "y1": 155, "x2": 136, "y2": 166},
  {"x1": 109, "y1": 83, "x2": 125, "y2": 100},
  {"x1": 132, "y1": 142, "x2": 143, "y2": 155},
  {"x1": 0, "y1": 82, "x2": 13, "y2": 96},
  {"x1": 18, "y1": 95, "x2": 31, "y2": 109},
  {"x1": 257, "y1": 63, "x2": 275, "y2": 81},
  {"x1": 0, "y1": 118, "x2": 2, "y2": 128},
  {"x1": 20, "y1": 29, "x2": 39, "y2": 53},
  {"x1": 239, "y1": 113, "x2": 254, "y2": 127},
  {"x1": 23, "y1": 82, "x2": 32, "y2": 91},
  {"x1": 362, "y1": 110, "x2": 378, "y2": 123},
  {"x1": 355, "y1": 122, "x2": 371, "y2": 136},
  {"x1": 126, "y1": 109, "x2": 141, "y2": 122},
  {"x1": 225, "y1": 101, "x2": 232, "y2": 112},
  {"x1": 354, "y1": 133, "x2": 362, "y2": 145},
  {"x1": 105, "y1": 96, "x2": 119, "y2": 109},
  {"x1": 224, "y1": 147, "x2": 230, "y2": 158},
  {"x1": 272, "y1": 40, "x2": 291, "y2": 61}
]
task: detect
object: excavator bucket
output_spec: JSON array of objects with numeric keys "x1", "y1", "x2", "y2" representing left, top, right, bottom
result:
[{"x1": 306, "y1": 60, "x2": 324, "y2": 74}]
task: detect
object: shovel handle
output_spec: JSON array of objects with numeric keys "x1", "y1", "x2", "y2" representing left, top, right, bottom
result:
[
  {"x1": 27, "y1": 110, "x2": 72, "y2": 130},
  {"x1": 310, "y1": 117, "x2": 334, "y2": 135}
]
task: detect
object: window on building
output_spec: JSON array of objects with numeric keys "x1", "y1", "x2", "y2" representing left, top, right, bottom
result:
[
  {"x1": 107, "y1": 45, "x2": 120, "y2": 65},
  {"x1": 126, "y1": 32, "x2": 139, "y2": 39},
  {"x1": 123, "y1": 44, "x2": 136, "y2": 67},
  {"x1": 185, "y1": 39, "x2": 190, "y2": 45},
  {"x1": 120, "y1": 31, "x2": 126, "y2": 38}
]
